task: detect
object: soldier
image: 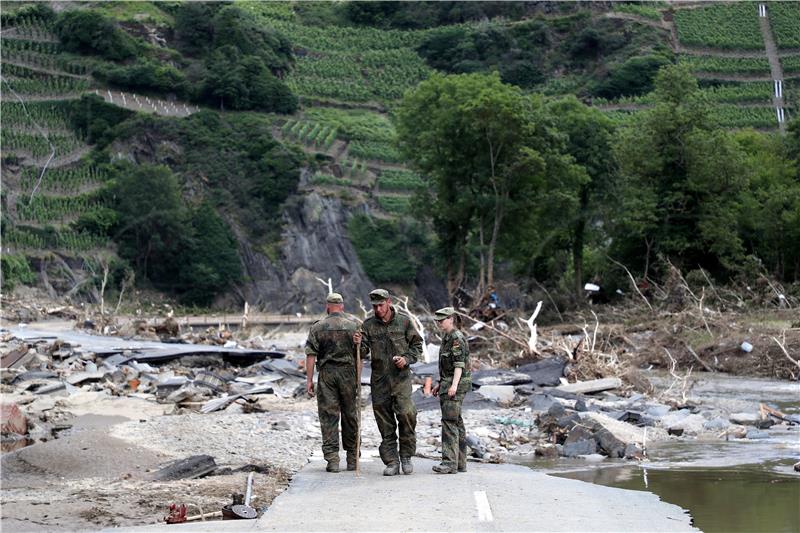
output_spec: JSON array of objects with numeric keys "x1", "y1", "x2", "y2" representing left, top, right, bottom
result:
[
  {"x1": 305, "y1": 292, "x2": 362, "y2": 473},
  {"x1": 353, "y1": 289, "x2": 422, "y2": 476},
  {"x1": 431, "y1": 306, "x2": 471, "y2": 474}
]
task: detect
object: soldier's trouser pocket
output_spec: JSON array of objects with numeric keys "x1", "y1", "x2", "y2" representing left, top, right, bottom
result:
[{"x1": 440, "y1": 396, "x2": 464, "y2": 467}]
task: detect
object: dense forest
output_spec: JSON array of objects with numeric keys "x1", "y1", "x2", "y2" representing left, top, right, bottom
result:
[{"x1": 1, "y1": 1, "x2": 798, "y2": 311}]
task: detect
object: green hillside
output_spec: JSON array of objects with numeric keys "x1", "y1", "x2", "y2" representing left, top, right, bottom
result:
[{"x1": 1, "y1": 1, "x2": 798, "y2": 307}]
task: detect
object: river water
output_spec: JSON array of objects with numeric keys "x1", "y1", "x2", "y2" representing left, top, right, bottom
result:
[{"x1": 532, "y1": 373, "x2": 800, "y2": 532}]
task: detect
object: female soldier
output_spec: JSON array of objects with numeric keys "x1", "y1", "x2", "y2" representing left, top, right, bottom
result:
[{"x1": 431, "y1": 307, "x2": 471, "y2": 474}]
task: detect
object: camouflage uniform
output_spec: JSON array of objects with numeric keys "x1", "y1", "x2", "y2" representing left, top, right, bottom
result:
[
  {"x1": 305, "y1": 311, "x2": 361, "y2": 463},
  {"x1": 360, "y1": 306, "x2": 422, "y2": 466},
  {"x1": 438, "y1": 328, "x2": 471, "y2": 471}
]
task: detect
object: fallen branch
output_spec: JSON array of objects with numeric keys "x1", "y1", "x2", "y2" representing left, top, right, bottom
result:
[
  {"x1": 398, "y1": 296, "x2": 429, "y2": 362},
  {"x1": 685, "y1": 343, "x2": 714, "y2": 373},
  {"x1": 773, "y1": 331, "x2": 800, "y2": 371},
  {"x1": 523, "y1": 301, "x2": 543, "y2": 354},
  {"x1": 607, "y1": 255, "x2": 653, "y2": 311},
  {"x1": 454, "y1": 310, "x2": 530, "y2": 353},
  {"x1": 533, "y1": 279, "x2": 563, "y2": 322},
  {"x1": 760, "y1": 403, "x2": 796, "y2": 425},
  {"x1": 315, "y1": 277, "x2": 333, "y2": 295}
]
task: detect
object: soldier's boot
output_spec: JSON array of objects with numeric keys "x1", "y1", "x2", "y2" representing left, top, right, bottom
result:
[
  {"x1": 457, "y1": 462, "x2": 467, "y2": 473},
  {"x1": 326, "y1": 458, "x2": 340, "y2": 473},
  {"x1": 383, "y1": 462, "x2": 400, "y2": 476},
  {"x1": 400, "y1": 457, "x2": 413, "y2": 475},
  {"x1": 432, "y1": 463, "x2": 456, "y2": 474},
  {"x1": 346, "y1": 451, "x2": 358, "y2": 471}
]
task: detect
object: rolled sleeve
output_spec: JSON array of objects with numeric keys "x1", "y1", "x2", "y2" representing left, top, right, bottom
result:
[
  {"x1": 403, "y1": 322, "x2": 422, "y2": 365},
  {"x1": 304, "y1": 331, "x2": 319, "y2": 358},
  {"x1": 451, "y1": 336, "x2": 466, "y2": 368}
]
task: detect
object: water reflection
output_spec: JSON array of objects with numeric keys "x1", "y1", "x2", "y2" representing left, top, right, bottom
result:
[{"x1": 556, "y1": 466, "x2": 800, "y2": 533}]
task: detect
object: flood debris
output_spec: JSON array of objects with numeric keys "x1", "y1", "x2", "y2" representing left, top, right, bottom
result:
[{"x1": 153, "y1": 455, "x2": 218, "y2": 481}]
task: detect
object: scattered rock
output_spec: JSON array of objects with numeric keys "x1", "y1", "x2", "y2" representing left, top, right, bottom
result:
[
  {"x1": 729, "y1": 412, "x2": 761, "y2": 426},
  {"x1": 562, "y1": 439, "x2": 597, "y2": 457},
  {"x1": 702, "y1": 417, "x2": 730, "y2": 431},
  {"x1": 528, "y1": 393, "x2": 556, "y2": 412},
  {"x1": 667, "y1": 427, "x2": 684, "y2": 437},
  {"x1": 624, "y1": 443, "x2": 644, "y2": 460},
  {"x1": 744, "y1": 429, "x2": 770, "y2": 440},
  {"x1": 535, "y1": 445, "x2": 558, "y2": 458}
]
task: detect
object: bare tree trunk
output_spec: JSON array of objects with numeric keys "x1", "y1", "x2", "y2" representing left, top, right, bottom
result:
[
  {"x1": 477, "y1": 221, "x2": 486, "y2": 299},
  {"x1": 643, "y1": 237, "x2": 653, "y2": 280},
  {"x1": 573, "y1": 188, "x2": 589, "y2": 301},
  {"x1": 487, "y1": 191, "x2": 506, "y2": 288}
]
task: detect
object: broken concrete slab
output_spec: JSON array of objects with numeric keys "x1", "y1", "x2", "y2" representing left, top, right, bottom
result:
[
  {"x1": 475, "y1": 385, "x2": 516, "y2": 403},
  {"x1": 10, "y1": 370, "x2": 58, "y2": 384},
  {"x1": 471, "y1": 369, "x2": 532, "y2": 387},
  {"x1": 65, "y1": 371, "x2": 106, "y2": 386},
  {"x1": 557, "y1": 377, "x2": 622, "y2": 395},
  {"x1": 152, "y1": 455, "x2": 217, "y2": 481},
  {"x1": 411, "y1": 389, "x2": 497, "y2": 411},
  {"x1": 516, "y1": 357, "x2": 567, "y2": 386},
  {"x1": 7, "y1": 327, "x2": 286, "y2": 365},
  {"x1": 529, "y1": 393, "x2": 557, "y2": 412},
  {"x1": 581, "y1": 412, "x2": 668, "y2": 445}
]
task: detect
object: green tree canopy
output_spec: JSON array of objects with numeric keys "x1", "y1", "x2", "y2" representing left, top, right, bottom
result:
[
  {"x1": 612, "y1": 64, "x2": 748, "y2": 278},
  {"x1": 54, "y1": 10, "x2": 138, "y2": 60},
  {"x1": 397, "y1": 72, "x2": 580, "y2": 298},
  {"x1": 111, "y1": 164, "x2": 187, "y2": 285}
]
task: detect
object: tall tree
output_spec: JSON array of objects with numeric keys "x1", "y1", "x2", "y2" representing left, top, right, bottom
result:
[
  {"x1": 612, "y1": 65, "x2": 747, "y2": 278},
  {"x1": 111, "y1": 164, "x2": 187, "y2": 284},
  {"x1": 397, "y1": 72, "x2": 577, "y2": 299},
  {"x1": 545, "y1": 96, "x2": 615, "y2": 299},
  {"x1": 735, "y1": 130, "x2": 800, "y2": 281}
]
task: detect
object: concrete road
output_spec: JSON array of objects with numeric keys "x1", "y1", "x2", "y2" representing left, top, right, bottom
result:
[{"x1": 112, "y1": 455, "x2": 695, "y2": 532}]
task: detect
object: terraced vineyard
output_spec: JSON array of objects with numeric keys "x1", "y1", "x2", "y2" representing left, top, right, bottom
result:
[
  {"x1": 244, "y1": 2, "x2": 436, "y2": 105},
  {"x1": 2, "y1": 0, "x2": 794, "y2": 262},
  {"x1": 668, "y1": 1, "x2": 790, "y2": 130},
  {"x1": 674, "y1": 2, "x2": 763, "y2": 50},
  {"x1": 1, "y1": 10, "x2": 111, "y2": 255},
  {"x1": 768, "y1": 2, "x2": 800, "y2": 49},
  {"x1": 679, "y1": 56, "x2": 771, "y2": 75}
]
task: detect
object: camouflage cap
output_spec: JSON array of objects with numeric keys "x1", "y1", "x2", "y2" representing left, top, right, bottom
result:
[
  {"x1": 369, "y1": 288, "x2": 390, "y2": 303},
  {"x1": 326, "y1": 292, "x2": 344, "y2": 304},
  {"x1": 434, "y1": 306, "x2": 456, "y2": 321}
]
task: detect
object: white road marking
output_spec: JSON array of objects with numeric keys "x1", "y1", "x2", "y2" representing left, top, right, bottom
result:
[{"x1": 474, "y1": 491, "x2": 493, "y2": 522}]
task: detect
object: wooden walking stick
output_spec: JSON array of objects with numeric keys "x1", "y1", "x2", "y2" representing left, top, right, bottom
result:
[{"x1": 355, "y1": 328, "x2": 363, "y2": 476}]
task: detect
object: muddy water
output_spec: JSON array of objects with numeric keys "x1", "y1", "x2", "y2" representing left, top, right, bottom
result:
[
  {"x1": 557, "y1": 465, "x2": 799, "y2": 533},
  {"x1": 546, "y1": 373, "x2": 800, "y2": 533}
]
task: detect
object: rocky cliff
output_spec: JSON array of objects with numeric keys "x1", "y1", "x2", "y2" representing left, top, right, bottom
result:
[{"x1": 231, "y1": 188, "x2": 375, "y2": 313}]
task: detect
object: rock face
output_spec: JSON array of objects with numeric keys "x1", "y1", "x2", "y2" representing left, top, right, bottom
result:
[{"x1": 234, "y1": 191, "x2": 376, "y2": 313}]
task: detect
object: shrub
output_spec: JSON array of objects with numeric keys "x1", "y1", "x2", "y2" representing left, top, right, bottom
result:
[
  {"x1": 54, "y1": 10, "x2": 138, "y2": 60},
  {"x1": 0, "y1": 254, "x2": 36, "y2": 291},
  {"x1": 348, "y1": 214, "x2": 430, "y2": 283}
]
